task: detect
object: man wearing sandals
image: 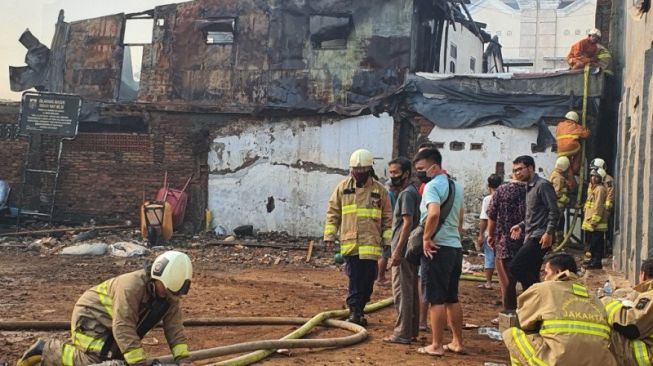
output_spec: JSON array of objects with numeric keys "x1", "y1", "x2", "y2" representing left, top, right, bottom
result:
[{"x1": 413, "y1": 148, "x2": 466, "y2": 357}]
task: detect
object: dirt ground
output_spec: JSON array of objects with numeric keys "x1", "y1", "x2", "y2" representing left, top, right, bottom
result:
[{"x1": 0, "y1": 232, "x2": 614, "y2": 366}]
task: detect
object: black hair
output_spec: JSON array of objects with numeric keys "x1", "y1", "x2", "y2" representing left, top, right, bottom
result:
[
  {"x1": 389, "y1": 157, "x2": 412, "y2": 174},
  {"x1": 413, "y1": 148, "x2": 442, "y2": 166},
  {"x1": 513, "y1": 155, "x2": 536, "y2": 169},
  {"x1": 417, "y1": 141, "x2": 438, "y2": 151},
  {"x1": 487, "y1": 174, "x2": 503, "y2": 189},
  {"x1": 641, "y1": 260, "x2": 653, "y2": 279},
  {"x1": 544, "y1": 253, "x2": 578, "y2": 274}
]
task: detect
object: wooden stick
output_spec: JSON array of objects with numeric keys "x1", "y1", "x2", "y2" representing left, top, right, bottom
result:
[
  {"x1": 306, "y1": 240, "x2": 314, "y2": 262},
  {"x1": 0, "y1": 224, "x2": 134, "y2": 237}
]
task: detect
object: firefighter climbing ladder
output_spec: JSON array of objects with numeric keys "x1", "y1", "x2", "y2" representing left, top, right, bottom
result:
[{"x1": 16, "y1": 92, "x2": 82, "y2": 226}]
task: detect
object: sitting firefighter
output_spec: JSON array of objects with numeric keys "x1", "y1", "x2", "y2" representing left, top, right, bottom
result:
[
  {"x1": 567, "y1": 28, "x2": 601, "y2": 70},
  {"x1": 549, "y1": 157, "x2": 570, "y2": 245},
  {"x1": 555, "y1": 111, "x2": 590, "y2": 189},
  {"x1": 17, "y1": 251, "x2": 195, "y2": 366},
  {"x1": 503, "y1": 252, "x2": 617, "y2": 366},
  {"x1": 602, "y1": 260, "x2": 653, "y2": 365}
]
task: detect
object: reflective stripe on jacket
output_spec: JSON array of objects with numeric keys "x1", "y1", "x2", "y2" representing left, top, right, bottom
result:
[
  {"x1": 583, "y1": 184, "x2": 608, "y2": 232},
  {"x1": 70, "y1": 270, "x2": 190, "y2": 364},
  {"x1": 324, "y1": 176, "x2": 392, "y2": 260},
  {"x1": 555, "y1": 120, "x2": 590, "y2": 156},
  {"x1": 503, "y1": 271, "x2": 617, "y2": 366}
]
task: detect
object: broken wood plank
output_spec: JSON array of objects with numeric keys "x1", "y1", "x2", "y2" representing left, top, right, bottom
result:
[
  {"x1": 306, "y1": 240, "x2": 314, "y2": 262},
  {"x1": 0, "y1": 224, "x2": 134, "y2": 237}
]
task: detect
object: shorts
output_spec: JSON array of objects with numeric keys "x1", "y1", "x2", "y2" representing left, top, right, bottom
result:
[
  {"x1": 483, "y1": 240, "x2": 495, "y2": 269},
  {"x1": 421, "y1": 246, "x2": 463, "y2": 305},
  {"x1": 381, "y1": 245, "x2": 391, "y2": 259}
]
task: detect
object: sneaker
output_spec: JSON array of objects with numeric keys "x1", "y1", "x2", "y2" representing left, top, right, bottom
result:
[{"x1": 16, "y1": 340, "x2": 45, "y2": 366}]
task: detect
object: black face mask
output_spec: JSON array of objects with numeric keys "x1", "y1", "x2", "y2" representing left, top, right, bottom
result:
[
  {"x1": 416, "y1": 171, "x2": 431, "y2": 183},
  {"x1": 352, "y1": 171, "x2": 370, "y2": 185},
  {"x1": 390, "y1": 176, "x2": 405, "y2": 186}
]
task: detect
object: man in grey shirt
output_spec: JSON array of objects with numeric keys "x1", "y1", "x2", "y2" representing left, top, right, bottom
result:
[
  {"x1": 509, "y1": 155, "x2": 559, "y2": 290},
  {"x1": 382, "y1": 157, "x2": 421, "y2": 344}
]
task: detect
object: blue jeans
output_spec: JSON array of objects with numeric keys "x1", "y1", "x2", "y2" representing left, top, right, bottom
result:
[{"x1": 483, "y1": 240, "x2": 496, "y2": 269}]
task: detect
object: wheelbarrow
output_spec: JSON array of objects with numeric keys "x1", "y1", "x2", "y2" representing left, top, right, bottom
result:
[{"x1": 155, "y1": 171, "x2": 192, "y2": 229}]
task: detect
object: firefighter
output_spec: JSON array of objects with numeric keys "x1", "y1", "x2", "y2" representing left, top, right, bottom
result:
[
  {"x1": 590, "y1": 158, "x2": 615, "y2": 212},
  {"x1": 16, "y1": 251, "x2": 194, "y2": 366},
  {"x1": 324, "y1": 149, "x2": 393, "y2": 326},
  {"x1": 555, "y1": 111, "x2": 590, "y2": 185},
  {"x1": 567, "y1": 28, "x2": 601, "y2": 70},
  {"x1": 582, "y1": 169, "x2": 609, "y2": 269},
  {"x1": 549, "y1": 156, "x2": 570, "y2": 244},
  {"x1": 503, "y1": 253, "x2": 617, "y2": 366},
  {"x1": 601, "y1": 260, "x2": 653, "y2": 365}
]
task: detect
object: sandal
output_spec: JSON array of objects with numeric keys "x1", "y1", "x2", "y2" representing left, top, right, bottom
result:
[
  {"x1": 417, "y1": 346, "x2": 443, "y2": 357},
  {"x1": 444, "y1": 343, "x2": 467, "y2": 355}
]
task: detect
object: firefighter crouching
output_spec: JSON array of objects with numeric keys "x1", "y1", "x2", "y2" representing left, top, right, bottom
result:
[
  {"x1": 323, "y1": 149, "x2": 393, "y2": 326},
  {"x1": 601, "y1": 260, "x2": 653, "y2": 365},
  {"x1": 17, "y1": 251, "x2": 194, "y2": 366},
  {"x1": 503, "y1": 253, "x2": 617, "y2": 366}
]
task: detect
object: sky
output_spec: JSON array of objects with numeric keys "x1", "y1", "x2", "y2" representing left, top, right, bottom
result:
[{"x1": 0, "y1": 0, "x2": 183, "y2": 101}]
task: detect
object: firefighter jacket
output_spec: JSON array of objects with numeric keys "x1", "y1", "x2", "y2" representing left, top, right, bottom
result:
[
  {"x1": 566, "y1": 38, "x2": 599, "y2": 68},
  {"x1": 597, "y1": 46, "x2": 613, "y2": 75},
  {"x1": 503, "y1": 271, "x2": 617, "y2": 366},
  {"x1": 555, "y1": 119, "x2": 590, "y2": 156},
  {"x1": 586, "y1": 175, "x2": 615, "y2": 211},
  {"x1": 582, "y1": 183, "x2": 608, "y2": 232},
  {"x1": 548, "y1": 169, "x2": 568, "y2": 209},
  {"x1": 602, "y1": 286, "x2": 653, "y2": 366},
  {"x1": 323, "y1": 176, "x2": 392, "y2": 260},
  {"x1": 70, "y1": 269, "x2": 190, "y2": 365}
]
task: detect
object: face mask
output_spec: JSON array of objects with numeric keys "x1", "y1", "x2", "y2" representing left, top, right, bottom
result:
[
  {"x1": 390, "y1": 176, "x2": 404, "y2": 186},
  {"x1": 415, "y1": 171, "x2": 430, "y2": 183},
  {"x1": 352, "y1": 170, "x2": 370, "y2": 185}
]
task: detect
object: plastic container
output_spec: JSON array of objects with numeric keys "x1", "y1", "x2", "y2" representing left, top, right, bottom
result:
[{"x1": 603, "y1": 281, "x2": 613, "y2": 296}]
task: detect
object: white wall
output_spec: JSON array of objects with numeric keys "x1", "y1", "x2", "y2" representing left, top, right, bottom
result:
[
  {"x1": 207, "y1": 113, "x2": 394, "y2": 236},
  {"x1": 441, "y1": 23, "x2": 485, "y2": 73},
  {"x1": 426, "y1": 124, "x2": 557, "y2": 213}
]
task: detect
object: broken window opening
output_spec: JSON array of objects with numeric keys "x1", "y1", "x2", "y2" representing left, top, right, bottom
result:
[
  {"x1": 199, "y1": 19, "x2": 236, "y2": 45},
  {"x1": 78, "y1": 116, "x2": 147, "y2": 134},
  {"x1": 119, "y1": 45, "x2": 143, "y2": 101},
  {"x1": 434, "y1": 142, "x2": 445, "y2": 149},
  {"x1": 470, "y1": 57, "x2": 476, "y2": 72},
  {"x1": 310, "y1": 15, "x2": 353, "y2": 50},
  {"x1": 124, "y1": 18, "x2": 154, "y2": 44},
  {"x1": 470, "y1": 142, "x2": 483, "y2": 150},
  {"x1": 450, "y1": 141, "x2": 464, "y2": 151}
]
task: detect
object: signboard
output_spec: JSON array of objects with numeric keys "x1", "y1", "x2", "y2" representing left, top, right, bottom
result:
[{"x1": 19, "y1": 92, "x2": 82, "y2": 137}]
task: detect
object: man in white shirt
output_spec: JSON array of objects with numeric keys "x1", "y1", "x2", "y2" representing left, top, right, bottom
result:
[{"x1": 476, "y1": 174, "x2": 503, "y2": 289}]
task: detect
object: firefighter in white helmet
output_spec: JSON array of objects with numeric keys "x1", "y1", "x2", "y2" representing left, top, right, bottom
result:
[
  {"x1": 549, "y1": 156, "x2": 570, "y2": 244},
  {"x1": 17, "y1": 251, "x2": 195, "y2": 366},
  {"x1": 590, "y1": 158, "x2": 615, "y2": 211},
  {"x1": 324, "y1": 149, "x2": 393, "y2": 325},
  {"x1": 567, "y1": 28, "x2": 602, "y2": 70},
  {"x1": 582, "y1": 169, "x2": 609, "y2": 269},
  {"x1": 555, "y1": 111, "x2": 590, "y2": 189}
]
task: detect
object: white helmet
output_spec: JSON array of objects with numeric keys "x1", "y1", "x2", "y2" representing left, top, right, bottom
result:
[
  {"x1": 349, "y1": 149, "x2": 374, "y2": 167},
  {"x1": 588, "y1": 28, "x2": 602, "y2": 38},
  {"x1": 590, "y1": 168, "x2": 606, "y2": 180},
  {"x1": 565, "y1": 111, "x2": 580, "y2": 122},
  {"x1": 591, "y1": 158, "x2": 606, "y2": 169},
  {"x1": 151, "y1": 251, "x2": 192, "y2": 295},
  {"x1": 555, "y1": 156, "x2": 570, "y2": 171}
]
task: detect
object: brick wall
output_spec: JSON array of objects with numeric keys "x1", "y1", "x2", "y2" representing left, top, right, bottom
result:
[{"x1": 0, "y1": 106, "x2": 206, "y2": 228}]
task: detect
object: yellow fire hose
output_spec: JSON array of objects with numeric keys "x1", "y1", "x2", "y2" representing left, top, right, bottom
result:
[{"x1": 554, "y1": 64, "x2": 591, "y2": 252}]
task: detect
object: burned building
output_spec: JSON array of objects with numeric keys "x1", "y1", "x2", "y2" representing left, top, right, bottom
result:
[{"x1": 0, "y1": 0, "x2": 508, "y2": 235}]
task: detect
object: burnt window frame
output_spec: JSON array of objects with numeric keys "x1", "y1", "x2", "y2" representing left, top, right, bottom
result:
[
  {"x1": 200, "y1": 18, "x2": 237, "y2": 45},
  {"x1": 309, "y1": 14, "x2": 354, "y2": 50}
]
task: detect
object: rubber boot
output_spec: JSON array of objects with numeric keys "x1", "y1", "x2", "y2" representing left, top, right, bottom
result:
[
  {"x1": 346, "y1": 307, "x2": 367, "y2": 326},
  {"x1": 16, "y1": 339, "x2": 45, "y2": 366}
]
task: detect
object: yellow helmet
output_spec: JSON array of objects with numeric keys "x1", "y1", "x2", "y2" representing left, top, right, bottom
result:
[
  {"x1": 555, "y1": 156, "x2": 570, "y2": 171},
  {"x1": 565, "y1": 111, "x2": 580, "y2": 122},
  {"x1": 349, "y1": 149, "x2": 374, "y2": 167},
  {"x1": 151, "y1": 251, "x2": 192, "y2": 295}
]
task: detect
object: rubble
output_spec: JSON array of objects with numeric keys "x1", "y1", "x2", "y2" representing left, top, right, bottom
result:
[{"x1": 61, "y1": 243, "x2": 108, "y2": 256}]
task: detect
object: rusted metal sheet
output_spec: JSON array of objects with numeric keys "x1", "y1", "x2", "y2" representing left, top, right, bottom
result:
[{"x1": 63, "y1": 14, "x2": 125, "y2": 100}]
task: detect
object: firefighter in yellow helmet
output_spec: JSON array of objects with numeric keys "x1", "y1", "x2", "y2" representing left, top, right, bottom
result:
[
  {"x1": 549, "y1": 156, "x2": 570, "y2": 244},
  {"x1": 17, "y1": 251, "x2": 195, "y2": 366},
  {"x1": 503, "y1": 252, "x2": 617, "y2": 366},
  {"x1": 324, "y1": 149, "x2": 393, "y2": 325},
  {"x1": 601, "y1": 259, "x2": 653, "y2": 365},
  {"x1": 582, "y1": 168, "x2": 609, "y2": 269}
]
